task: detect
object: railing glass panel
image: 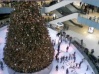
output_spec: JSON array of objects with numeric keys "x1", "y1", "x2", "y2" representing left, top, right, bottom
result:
[{"x1": 78, "y1": 14, "x2": 99, "y2": 29}]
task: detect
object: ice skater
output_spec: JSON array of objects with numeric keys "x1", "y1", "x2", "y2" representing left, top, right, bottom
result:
[
  {"x1": 56, "y1": 65, "x2": 58, "y2": 71},
  {"x1": 69, "y1": 37, "x2": 72, "y2": 46},
  {"x1": 66, "y1": 68, "x2": 69, "y2": 74},
  {"x1": 78, "y1": 60, "x2": 83, "y2": 68},
  {"x1": 64, "y1": 56, "x2": 68, "y2": 62},
  {"x1": 86, "y1": 65, "x2": 89, "y2": 71},
  {"x1": 61, "y1": 65, "x2": 64, "y2": 69},
  {"x1": 66, "y1": 46, "x2": 69, "y2": 52},
  {"x1": 0, "y1": 61, "x2": 3, "y2": 70},
  {"x1": 57, "y1": 42, "x2": 61, "y2": 53}
]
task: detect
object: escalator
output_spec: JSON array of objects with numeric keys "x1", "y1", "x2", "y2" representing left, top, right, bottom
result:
[
  {"x1": 57, "y1": 3, "x2": 80, "y2": 16},
  {"x1": 41, "y1": 0, "x2": 75, "y2": 13},
  {"x1": 54, "y1": 4, "x2": 82, "y2": 27},
  {"x1": 49, "y1": 13, "x2": 79, "y2": 24},
  {"x1": 69, "y1": 20, "x2": 83, "y2": 28},
  {"x1": 57, "y1": 6, "x2": 72, "y2": 16}
]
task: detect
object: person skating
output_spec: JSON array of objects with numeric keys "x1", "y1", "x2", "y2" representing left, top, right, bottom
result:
[
  {"x1": 68, "y1": 54, "x2": 71, "y2": 60},
  {"x1": 65, "y1": 56, "x2": 68, "y2": 61},
  {"x1": 56, "y1": 65, "x2": 58, "y2": 71},
  {"x1": 73, "y1": 52, "x2": 76, "y2": 62},
  {"x1": 0, "y1": 61, "x2": 3, "y2": 70},
  {"x1": 56, "y1": 57, "x2": 59, "y2": 63},
  {"x1": 69, "y1": 37, "x2": 72, "y2": 46},
  {"x1": 73, "y1": 56, "x2": 76, "y2": 62},
  {"x1": 63, "y1": 56, "x2": 65, "y2": 61},
  {"x1": 66, "y1": 68, "x2": 69, "y2": 74},
  {"x1": 61, "y1": 65, "x2": 64, "y2": 69},
  {"x1": 86, "y1": 65, "x2": 89, "y2": 71},
  {"x1": 57, "y1": 43, "x2": 61, "y2": 53},
  {"x1": 60, "y1": 56, "x2": 63, "y2": 63},
  {"x1": 78, "y1": 60, "x2": 83, "y2": 68},
  {"x1": 66, "y1": 46, "x2": 69, "y2": 52}
]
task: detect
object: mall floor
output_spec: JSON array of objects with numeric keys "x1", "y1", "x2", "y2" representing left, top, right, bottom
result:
[{"x1": 65, "y1": 24, "x2": 99, "y2": 58}]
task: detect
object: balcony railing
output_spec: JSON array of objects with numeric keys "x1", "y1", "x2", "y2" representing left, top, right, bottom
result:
[
  {"x1": 79, "y1": 14, "x2": 99, "y2": 24},
  {"x1": 82, "y1": 0, "x2": 99, "y2": 7},
  {"x1": 78, "y1": 14, "x2": 99, "y2": 30}
]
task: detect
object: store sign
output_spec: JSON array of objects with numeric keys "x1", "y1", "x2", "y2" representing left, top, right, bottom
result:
[{"x1": 88, "y1": 27, "x2": 94, "y2": 33}]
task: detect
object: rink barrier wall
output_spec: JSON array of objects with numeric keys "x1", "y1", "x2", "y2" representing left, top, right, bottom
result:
[
  {"x1": 0, "y1": 26, "x2": 8, "y2": 31},
  {"x1": 72, "y1": 41, "x2": 99, "y2": 74}
]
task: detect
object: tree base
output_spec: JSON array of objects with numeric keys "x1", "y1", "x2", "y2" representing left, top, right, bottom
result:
[{"x1": 7, "y1": 62, "x2": 53, "y2": 74}]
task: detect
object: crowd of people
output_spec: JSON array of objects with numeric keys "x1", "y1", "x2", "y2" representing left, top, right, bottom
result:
[
  {"x1": 79, "y1": 2, "x2": 99, "y2": 23},
  {"x1": 3, "y1": 1, "x2": 54, "y2": 73},
  {"x1": 80, "y1": 2, "x2": 94, "y2": 14},
  {"x1": 51, "y1": 30, "x2": 94, "y2": 74}
]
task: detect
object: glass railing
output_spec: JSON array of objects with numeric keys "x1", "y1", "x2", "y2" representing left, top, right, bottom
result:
[
  {"x1": 49, "y1": 13, "x2": 78, "y2": 24},
  {"x1": 72, "y1": 41, "x2": 99, "y2": 74},
  {"x1": 78, "y1": 14, "x2": 99, "y2": 29},
  {"x1": 79, "y1": 14, "x2": 99, "y2": 24},
  {"x1": 42, "y1": 0, "x2": 74, "y2": 13},
  {"x1": 82, "y1": 0, "x2": 99, "y2": 7}
]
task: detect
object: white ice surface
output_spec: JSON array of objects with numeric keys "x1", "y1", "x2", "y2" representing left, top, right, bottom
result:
[{"x1": 0, "y1": 27, "x2": 95, "y2": 74}]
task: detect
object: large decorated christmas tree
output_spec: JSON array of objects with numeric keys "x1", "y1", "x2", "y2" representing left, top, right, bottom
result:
[{"x1": 3, "y1": 1, "x2": 54, "y2": 73}]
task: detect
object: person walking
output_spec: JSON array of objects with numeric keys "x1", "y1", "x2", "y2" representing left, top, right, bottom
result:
[
  {"x1": 91, "y1": 49, "x2": 94, "y2": 54},
  {"x1": 81, "y1": 39, "x2": 83, "y2": 47}
]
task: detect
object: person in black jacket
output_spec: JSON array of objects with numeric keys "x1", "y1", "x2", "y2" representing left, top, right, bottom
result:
[
  {"x1": 66, "y1": 68, "x2": 69, "y2": 74},
  {"x1": 0, "y1": 61, "x2": 3, "y2": 70},
  {"x1": 56, "y1": 65, "x2": 58, "y2": 71}
]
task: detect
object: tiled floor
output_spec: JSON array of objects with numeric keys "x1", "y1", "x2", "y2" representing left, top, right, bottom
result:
[
  {"x1": 65, "y1": 26, "x2": 99, "y2": 57},
  {"x1": 68, "y1": 22, "x2": 99, "y2": 38}
]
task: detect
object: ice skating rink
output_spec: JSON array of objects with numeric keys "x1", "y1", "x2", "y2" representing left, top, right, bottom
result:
[
  {"x1": 0, "y1": 27, "x2": 95, "y2": 74},
  {"x1": 48, "y1": 28, "x2": 94, "y2": 74}
]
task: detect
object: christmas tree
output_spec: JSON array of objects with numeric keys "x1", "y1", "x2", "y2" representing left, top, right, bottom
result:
[{"x1": 3, "y1": 1, "x2": 54, "y2": 73}]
